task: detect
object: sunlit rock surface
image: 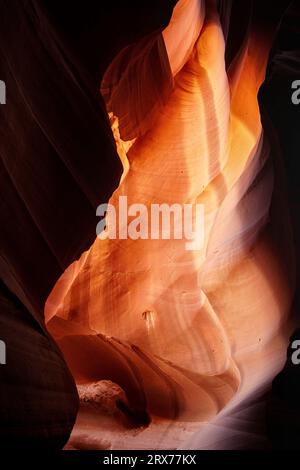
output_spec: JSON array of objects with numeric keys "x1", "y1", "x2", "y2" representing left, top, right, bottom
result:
[{"x1": 46, "y1": 0, "x2": 297, "y2": 449}]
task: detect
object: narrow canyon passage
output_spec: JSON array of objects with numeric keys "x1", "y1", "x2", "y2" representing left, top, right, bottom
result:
[{"x1": 44, "y1": 0, "x2": 296, "y2": 449}]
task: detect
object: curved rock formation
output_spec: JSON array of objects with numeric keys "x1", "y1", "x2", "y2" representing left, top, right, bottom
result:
[{"x1": 45, "y1": 0, "x2": 297, "y2": 448}]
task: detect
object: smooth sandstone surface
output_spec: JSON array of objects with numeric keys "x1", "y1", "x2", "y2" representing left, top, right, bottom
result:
[{"x1": 46, "y1": 0, "x2": 296, "y2": 449}]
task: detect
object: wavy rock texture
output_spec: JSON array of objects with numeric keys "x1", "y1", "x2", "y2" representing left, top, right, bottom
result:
[
  {"x1": 45, "y1": 0, "x2": 296, "y2": 448},
  {"x1": 0, "y1": 281, "x2": 79, "y2": 449}
]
